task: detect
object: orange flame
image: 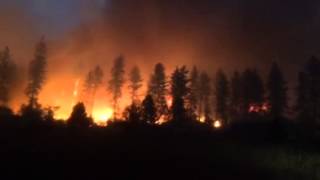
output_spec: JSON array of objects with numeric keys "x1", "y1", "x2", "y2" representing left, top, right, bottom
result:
[
  {"x1": 199, "y1": 116, "x2": 206, "y2": 123},
  {"x1": 213, "y1": 120, "x2": 222, "y2": 128},
  {"x1": 92, "y1": 107, "x2": 113, "y2": 126},
  {"x1": 249, "y1": 103, "x2": 270, "y2": 113}
]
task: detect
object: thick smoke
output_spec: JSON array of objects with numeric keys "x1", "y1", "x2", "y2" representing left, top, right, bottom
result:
[
  {"x1": 0, "y1": 0, "x2": 107, "y2": 111},
  {"x1": 0, "y1": 1, "x2": 39, "y2": 64},
  {"x1": 1, "y1": 0, "x2": 320, "y2": 112},
  {"x1": 0, "y1": 1, "x2": 41, "y2": 108},
  {"x1": 56, "y1": 0, "x2": 320, "y2": 75}
]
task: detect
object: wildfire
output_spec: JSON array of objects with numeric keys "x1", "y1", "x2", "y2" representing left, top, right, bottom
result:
[
  {"x1": 166, "y1": 96, "x2": 173, "y2": 107},
  {"x1": 92, "y1": 107, "x2": 114, "y2": 126},
  {"x1": 213, "y1": 120, "x2": 222, "y2": 129},
  {"x1": 29, "y1": 64, "x2": 231, "y2": 128},
  {"x1": 45, "y1": 77, "x2": 116, "y2": 126},
  {"x1": 155, "y1": 115, "x2": 167, "y2": 125},
  {"x1": 55, "y1": 111, "x2": 69, "y2": 120},
  {"x1": 199, "y1": 116, "x2": 206, "y2": 123},
  {"x1": 249, "y1": 103, "x2": 270, "y2": 113},
  {"x1": 73, "y1": 79, "x2": 81, "y2": 98}
]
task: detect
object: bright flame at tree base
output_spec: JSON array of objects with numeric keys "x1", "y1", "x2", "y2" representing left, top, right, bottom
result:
[
  {"x1": 213, "y1": 120, "x2": 222, "y2": 129},
  {"x1": 92, "y1": 107, "x2": 114, "y2": 126},
  {"x1": 198, "y1": 116, "x2": 222, "y2": 129},
  {"x1": 199, "y1": 116, "x2": 206, "y2": 123}
]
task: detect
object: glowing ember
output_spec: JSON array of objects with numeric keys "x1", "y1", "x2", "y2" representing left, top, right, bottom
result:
[
  {"x1": 213, "y1": 120, "x2": 222, "y2": 128},
  {"x1": 248, "y1": 103, "x2": 270, "y2": 113},
  {"x1": 249, "y1": 105, "x2": 257, "y2": 113},
  {"x1": 261, "y1": 103, "x2": 269, "y2": 111},
  {"x1": 155, "y1": 116, "x2": 167, "y2": 125},
  {"x1": 199, "y1": 116, "x2": 205, "y2": 123},
  {"x1": 92, "y1": 107, "x2": 114, "y2": 126},
  {"x1": 166, "y1": 96, "x2": 173, "y2": 107}
]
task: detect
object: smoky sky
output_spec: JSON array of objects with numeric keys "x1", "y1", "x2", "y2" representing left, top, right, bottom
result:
[
  {"x1": 103, "y1": 0, "x2": 320, "y2": 66},
  {"x1": 1, "y1": 0, "x2": 320, "y2": 83},
  {"x1": 0, "y1": 0, "x2": 319, "y2": 108}
]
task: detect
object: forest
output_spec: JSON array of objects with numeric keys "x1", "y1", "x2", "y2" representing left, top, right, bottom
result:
[{"x1": 1, "y1": 39, "x2": 320, "y2": 179}]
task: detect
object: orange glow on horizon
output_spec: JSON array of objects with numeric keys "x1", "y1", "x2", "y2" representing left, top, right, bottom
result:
[
  {"x1": 8, "y1": 51, "x2": 204, "y2": 127},
  {"x1": 31, "y1": 74, "x2": 127, "y2": 126}
]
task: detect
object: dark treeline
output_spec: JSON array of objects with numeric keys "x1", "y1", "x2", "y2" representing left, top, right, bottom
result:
[
  {"x1": 1, "y1": 39, "x2": 320, "y2": 180},
  {"x1": 0, "y1": 39, "x2": 320, "y2": 141}
]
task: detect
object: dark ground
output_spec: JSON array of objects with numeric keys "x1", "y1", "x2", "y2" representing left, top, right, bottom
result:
[{"x1": 0, "y1": 122, "x2": 316, "y2": 180}]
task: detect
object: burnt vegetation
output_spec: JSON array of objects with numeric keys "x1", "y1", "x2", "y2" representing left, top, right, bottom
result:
[{"x1": 1, "y1": 41, "x2": 320, "y2": 179}]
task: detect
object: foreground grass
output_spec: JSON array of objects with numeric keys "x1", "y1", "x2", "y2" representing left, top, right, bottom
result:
[
  {"x1": 250, "y1": 145, "x2": 320, "y2": 179},
  {"x1": 0, "y1": 122, "x2": 318, "y2": 179}
]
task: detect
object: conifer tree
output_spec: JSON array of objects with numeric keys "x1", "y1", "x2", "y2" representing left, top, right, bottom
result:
[
  {"x1": 199, "y1": 72, "x2": 212, "y2": 123},
  {"x1": 25, "y1": 38, "x2": 47, "y2": 109},
  {"x1": 84, "y1": 65, "x2": 104, "y2": 114},
  {"x1": 108, "y1": 56, "x2": 125, "y2": 119},
  {"x1": 214, "y1": 69, "x2": 229, "y2": 123},
  {"x1": 267, "y1": 62, "x2": 288, "y2": 119},
  {"x1": 0, "y1": 47, "x2": 17, "y2": 106},
  {"x1": 170, "y1": 66, "x2": 190, "y2": 122},
  {"x1": 148, "y1": 63, "x2": 168, "y2": 120},
  {"x1": 129, "y1": 65, "x2": 143, "y2": 103}
]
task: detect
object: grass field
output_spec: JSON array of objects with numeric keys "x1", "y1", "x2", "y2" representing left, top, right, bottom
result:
[{"x1": 0, "y1": 122, "x2": 318, "y2": 179}]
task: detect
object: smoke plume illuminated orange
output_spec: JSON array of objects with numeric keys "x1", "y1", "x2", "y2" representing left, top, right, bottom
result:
[{"x1": 3, "y1": 1, "x2": 228, "y2": 127}]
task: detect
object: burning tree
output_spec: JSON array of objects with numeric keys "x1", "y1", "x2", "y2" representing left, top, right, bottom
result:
[
  {"x1": 129, "y1": 65, "x2": 143, "y2": 103},
  {"x1": 214, "y1": 69, "x2": 229, "y2": 124},
  {"x1": 108, "y1": 56, "x2": 125, "y2": 119},
  {"x1": 0, "y1": 47, "x2": 17, "y2": 107},
  {"x1": 83, "y1": 65, "x2": 104, "y2": 114},
  {"x1": 267, "y1": 62, "x2": 288, "y2": 119},
  {"x1": 148, "y1": 63, "x2": 168, "y2": 121},
  {"x1": 25, "y1": 38, "x2": 47, "y2": 108}
]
